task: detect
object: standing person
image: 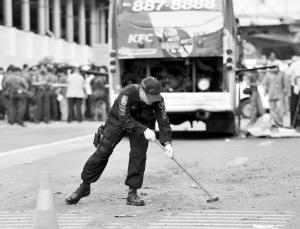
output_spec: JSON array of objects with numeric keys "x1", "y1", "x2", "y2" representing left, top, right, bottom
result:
[
  {"x1": 66, "y1": 67, "x2": 85, "y2": 122},
  {"x1": 56, "y1": 70, "x2": 68, "y2": 121},
  {"x1": 2, "y1": 66, "x2": 29, "y2": 126},
  {"x1": 245, "y1": 71, "x2": 264, "y2": 127},
  {"x1": 267, "y1": 52, "x2": 281, "y2": 67},
  {"x1": 0, "y1": 67, "x2": 5, "y2": 119},
  {"x1": 84, "y1": 73, "x2": 95, "y2": 120},
  {"x1": 288, "y1": 56, "x2": 300, "y2": 126},
  {"x1": 291, "y1": 75, "x2": 300, "y2": 129},
  {"x1": 263, "y1": 66, "x2": 287, "y2": 126},
  {"x1": 65, "y1": 76, "x2": 173, "y2": 206},
  {"x1": 32, "y1": 66, "x2": 52, "y2": 123},
  {"x1": 91, "y1": 74, "x2": 108, "y2": 121},
  {"x1": 47, "y1": 66, "x2": 59, "y2": 121},
  {"x1": 279, "y1": 63, "x2": 291, "y2": 116},
  {"x1": 22, "y1": 64, "x2": 33, "y2": 121},
  {"x1": 27, "y1": 66, "x2": 40, "y2": 123}
]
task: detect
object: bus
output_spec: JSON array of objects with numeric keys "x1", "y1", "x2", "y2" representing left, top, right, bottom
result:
[{"x1": 108, "y1": 0, "x2": 238, "y2": 134}]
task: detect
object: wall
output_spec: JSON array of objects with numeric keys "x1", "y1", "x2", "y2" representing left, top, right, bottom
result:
[{"x1": 0, "y1": 25, "x2": 109, "y2": 68}]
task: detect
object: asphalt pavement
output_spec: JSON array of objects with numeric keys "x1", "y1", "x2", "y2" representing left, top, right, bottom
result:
[{"x1": 0, "y1": 120, "x2": 299, "y2": 229}]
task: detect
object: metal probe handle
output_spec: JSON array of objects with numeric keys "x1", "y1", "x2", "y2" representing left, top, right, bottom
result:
[{"x1": 154, "y1": 140, "x2": 212, "y2": 197}]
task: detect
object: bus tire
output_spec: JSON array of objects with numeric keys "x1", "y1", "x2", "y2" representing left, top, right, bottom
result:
[{"x1": 239, "y1": 98, "x2": 251, "y2": 119}]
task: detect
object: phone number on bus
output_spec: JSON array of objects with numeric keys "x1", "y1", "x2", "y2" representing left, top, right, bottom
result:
[{"x1": 125, "y1": 0, "x2": 217, "y2": 12}]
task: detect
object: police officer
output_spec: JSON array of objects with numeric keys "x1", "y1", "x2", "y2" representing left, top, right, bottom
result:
[
  {"x1": 66, "y1": 76, "x2": 173, "y2": 206},
  {"x1": 32, "y1": 66, "x2": 52, "y2": 123},
  {"x1": 2, "y1": 66, "x2": 28, "y2": 126}
]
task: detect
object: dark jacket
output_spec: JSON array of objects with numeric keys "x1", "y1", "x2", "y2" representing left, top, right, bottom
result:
[
  {"x1": 106, "y1": 84, "x2": 172, "y2": 144},
  {"x1": 2, "y1": 73, "x2": 28, "y2": 98}
]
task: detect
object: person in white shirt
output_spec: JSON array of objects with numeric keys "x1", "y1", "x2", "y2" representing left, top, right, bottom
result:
[
  {"x1": 66, "y1": 67, "x2": 85, "y2": 122},
  {"x1": 267, "y1": 52, "x2": 282, "y2": 67},
  {"x1": 84, "y1": 74, "x2": 95, "y2": 120},
  {"x1": 288, "y1": 56, "x2": 300, "y2": 127},
  {"x1": 0, "y1": 67, "x2": 5, "y2": 119}
]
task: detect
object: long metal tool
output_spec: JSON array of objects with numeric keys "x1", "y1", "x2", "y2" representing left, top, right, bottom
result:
[{"x1": 155, "y1": 140, "x2": 219, "y2": 203}]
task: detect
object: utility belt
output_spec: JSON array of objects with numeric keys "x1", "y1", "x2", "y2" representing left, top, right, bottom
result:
[
  {"x1": 93, "y1": 125, "x2": 105, "y2": 147},
  {"x1": 5, "y1": 89, "x2": 27, "y2": 99},
  {"x1": 93, "y1": 124, "x2": 124, "y2": 148}
]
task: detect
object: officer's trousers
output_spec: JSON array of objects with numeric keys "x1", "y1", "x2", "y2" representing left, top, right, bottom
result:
[
  {"x1": 7, "y1": 97, "x2": 26, "y2": 124},
  {"x1": 67, "y1": 97, "x2": 83, "y2": 122},
  {"x1": 81, "y1": 123, "x2": 149, "y2": 189},
  {"x1": 36, "y1": 89, "x2": 51, "y2": 122}
]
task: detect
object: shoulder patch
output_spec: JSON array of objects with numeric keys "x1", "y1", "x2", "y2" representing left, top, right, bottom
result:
[
  {"x1": 121, "y1": 95, "x2": 128, "y2": 106},
  {"x1": 119, "y1": 95, "x2": 128, "y2": 116}
]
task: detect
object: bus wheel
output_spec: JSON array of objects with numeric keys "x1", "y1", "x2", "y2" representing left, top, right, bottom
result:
[{"x1": 239, "y1": 99, "x2": 251, "y2": 119}]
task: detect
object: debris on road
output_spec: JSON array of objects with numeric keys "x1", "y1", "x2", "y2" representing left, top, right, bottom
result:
[
  {"x1": 227, "y1": 157, "x2": 249, "y2": 167},
  {"x1": 244, "y1": 114, "x2": 300, "y2": 138},
  {"x1": 189, "y1": 184, "x2": 198, "y2": 189},
  {"x1": 114, "y1": 214, "x2": 138, "y2": 218}
]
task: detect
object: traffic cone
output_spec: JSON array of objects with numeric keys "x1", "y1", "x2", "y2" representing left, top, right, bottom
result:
[{"x1": 32, "y1": 172, "x2": 59, "y2": 229}]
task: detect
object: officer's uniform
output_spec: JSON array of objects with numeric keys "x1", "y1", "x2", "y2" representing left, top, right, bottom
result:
[
  {"x1": 2, "y1": 70, "x2": 28, "y2": 125},
  {"x1": 81, "y1": 84, "x2": 172, "y2": 189},
  {"x1": 32, "y1": 70, "x2": 52, "y2": 123}
]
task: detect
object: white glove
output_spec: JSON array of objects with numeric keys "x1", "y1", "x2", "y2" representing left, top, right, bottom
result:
[
  {"x1": 164, "y1": 143, "x2": 174, "y2": 159},
  {"x1": 144, "y1": 128, "x2": 156, "y2": 142}
]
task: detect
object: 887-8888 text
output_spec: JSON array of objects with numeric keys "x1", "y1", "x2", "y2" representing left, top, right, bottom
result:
[{"x1": 130, "y1": 0, "x2": 217, "y2": 12}]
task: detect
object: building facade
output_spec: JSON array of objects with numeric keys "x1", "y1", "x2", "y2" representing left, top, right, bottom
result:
[{"x1": 0, "y1": 0, "x2": 109, "y2": 68}]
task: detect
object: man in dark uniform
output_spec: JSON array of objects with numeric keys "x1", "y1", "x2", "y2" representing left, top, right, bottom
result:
[
  {"x1": 2, "y1": 66, "x2": 29, "y2": 126},
  {"x1": 66, "y1": 76, "x2": 173, "y2": 206}
]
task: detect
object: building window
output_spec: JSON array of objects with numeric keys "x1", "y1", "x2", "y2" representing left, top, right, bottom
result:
[
  {"x1": 0, "y1": 0, "x2": 4, "y2": 25},
  {"x1": 30, "y1": 0, "x2": 38, "y2": 33}
]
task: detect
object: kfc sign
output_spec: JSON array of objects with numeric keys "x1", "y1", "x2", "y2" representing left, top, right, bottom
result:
[{"x1": 128, "y1": 34, "x2": 154, "y2": 43}]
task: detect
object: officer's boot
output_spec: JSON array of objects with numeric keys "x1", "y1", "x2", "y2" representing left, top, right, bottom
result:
[
  {"x1": 65, "y1": 183, "x2": 90, "y2": 205},
  {"x1": 126, "y1": 187, "x2": 145, "y2": 206}
]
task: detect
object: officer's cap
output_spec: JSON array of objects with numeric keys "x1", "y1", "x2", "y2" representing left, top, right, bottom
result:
[{"x1": 141, "y1": 76, "x2": 162, "y2": 103}]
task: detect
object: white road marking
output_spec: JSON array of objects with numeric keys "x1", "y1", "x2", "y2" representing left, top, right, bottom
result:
[
  {"x1": 0, "y1": 134, "x2": 93, "y2": 157},
  {"x1": 0, "y1": 134, "x2": 94, "y2": 169},
  {"x1": 148, "y1": 226, "x2": 283, "y2": 229},
  {"x1": 147, "y1": 211, "x2": 294, "y2": 229},
  {"x1": 173, "y1": 214, "x2": 293, "y2": 217},
  {"x1": 257, "y1": 140, "x2": 274, "y2": 147},
  {"x1": 192, "y1": 211, "x2": 294, "y2": 213},
  {"x1": 0, "y1": 212, "x2": 94, "y2": 228},
  {"x1": 160, "y1": 218, "x2": 289, "y2": 222}
]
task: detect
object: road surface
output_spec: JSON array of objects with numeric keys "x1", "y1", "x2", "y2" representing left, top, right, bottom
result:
[{"x1": 0, "y1": 121, "x2": 299, "y2": 228}]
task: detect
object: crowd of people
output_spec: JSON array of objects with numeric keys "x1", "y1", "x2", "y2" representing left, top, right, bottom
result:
[
  {"x1": 244, "y1": 52, "x2": 300, "y2": 131},
  {"x1": 0, "y1": 63, "x2": 109, "y2": 127},
  {"x1": 1, "y1": 51, "x2": 300, "y2": 130}
]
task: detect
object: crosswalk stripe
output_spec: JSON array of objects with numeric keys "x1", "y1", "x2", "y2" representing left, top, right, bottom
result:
[
  {"x1": 150, "y1": 222, "x2": 285, "y2": 226},
  {"x1": 149, "y1": 226, "x2": 272, "y2": 229},
  {"x1": 192, "y1": 211, "x2": 294, "y2": 213},
  {"x1": 166, "y1": 216, "x2": 291, "y2": 219},
  {"x1": 147, "y1": 211, "x2": 293, "y2": 229},
  {"x1": 157, "y1": 220, "x2": 288, "y2": 223},
  {"x1": 170, "y1": 213, "x2": 293, "y2": 218},
  {"x1": 0, "y1": 212, "x2": 94, "y2": 228}
]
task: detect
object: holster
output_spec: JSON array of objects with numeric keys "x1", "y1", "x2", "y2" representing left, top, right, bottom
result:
[{"x1": 93, "y1": 125, "x2": 105, "y2": 148}]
